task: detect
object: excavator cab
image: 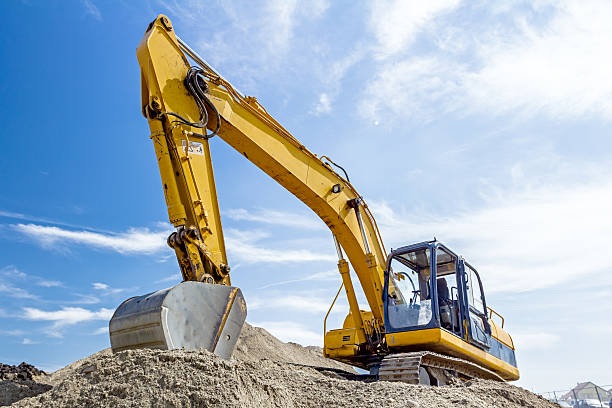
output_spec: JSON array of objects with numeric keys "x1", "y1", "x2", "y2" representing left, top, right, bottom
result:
[{"x1": 383, "y1": 241, "x2": 519, "y2": 380}]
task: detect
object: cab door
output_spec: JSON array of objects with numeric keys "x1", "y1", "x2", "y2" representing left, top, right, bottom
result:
[{"x1": 458, "y1": 260, "x2": 491, "y2": 349}]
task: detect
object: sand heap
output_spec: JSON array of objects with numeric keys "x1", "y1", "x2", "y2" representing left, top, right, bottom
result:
[{"x1": 3, "y1": 323, "x2": 557, "y2": 408}]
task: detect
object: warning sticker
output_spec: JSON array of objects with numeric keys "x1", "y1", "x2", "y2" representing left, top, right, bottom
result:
[{"x1": 182, "y1": 140, "x2": 204, "y2": 155}]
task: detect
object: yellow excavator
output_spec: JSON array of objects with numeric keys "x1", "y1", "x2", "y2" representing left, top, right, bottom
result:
[{"x1": 109, "y1": 15, "x2": 519, "y2": 385}]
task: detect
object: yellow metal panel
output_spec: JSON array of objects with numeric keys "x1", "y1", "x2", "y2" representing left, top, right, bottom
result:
[
  {"x1": 489, "y1": 320, "x2": 515, "y2": 350},
  {"x1": 137, "y1": 16, "x2": 229, "y2": 283},
  {"x1": 386, "y1": 329, "x2": 520, "y2": 381},
  {"x1": 324, "y1": 328, "x2": 360, "y2": 359}
]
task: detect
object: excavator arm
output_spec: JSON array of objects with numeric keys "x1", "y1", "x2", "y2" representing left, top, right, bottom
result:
[{"x1": 111, "y1": 15, "x2": 389, "y2": 361}]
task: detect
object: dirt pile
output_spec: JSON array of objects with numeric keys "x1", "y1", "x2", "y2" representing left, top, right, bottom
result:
[
  {"x1": 233, "y1": 323, "x2": 354, "y2": 372},
  {"x1": 3, "y1": 323, "x2": 558, "y2": 408},
  {"x1": 0, "y1": 363, "x2": 45, "y2": 382},
  {"x1": 0, "y1": 363, "x2": 50, "y2": 407}
]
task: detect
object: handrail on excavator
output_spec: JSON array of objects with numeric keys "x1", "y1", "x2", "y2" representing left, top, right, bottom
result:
[
  {"x1": 488, "y1": 306, "x2": 505, "y2": 328},
  {"x1": 323, "y1": 282, "x2": 345, "y2": 338}
]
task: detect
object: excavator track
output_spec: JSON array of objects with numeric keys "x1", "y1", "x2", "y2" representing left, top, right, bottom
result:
[{"x1": 378, "y1": 351, "x2": 504, "y2": 385}]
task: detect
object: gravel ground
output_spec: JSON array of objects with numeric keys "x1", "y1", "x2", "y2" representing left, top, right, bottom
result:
[{"x1": 2, "y1": 323, "x2": 558, "y2": 408}]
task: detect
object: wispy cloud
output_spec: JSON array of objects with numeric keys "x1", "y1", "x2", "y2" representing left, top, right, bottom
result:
[
  {"x1": 66, "y1": 294, "x2": 100, "y2": 305},
  {"x1": 250, "y1": 321, "x2": 322, "y2": 346},
  {"x1": 258, "y1": 270, "x2": 339, "y2": 289},
  {"x1": 161, "y1": 0, "x2": 329, "y2": 86},
  {"x1": 512, "y1": 332, "x2": 560, "y2": 351},
  {"x1": 0, "y1": 209, "x2": 110, "y2": 233},
  {"x1": 81, "y1": 0, "x2": 102, "y2": 21},
  {"x1": 1, "y1": 329, "x2": 25, "y2": 336},
  {"x1": 1, "y1": 265, "x2": 27, "y2": 279},
  {"x1": 313, "y1": 93, "x2": 332, "y2": 115},
  {"x1": 0, "y1": 281, "x2": 37, "y2": 300},
  {"x1": 311, "y1": 46, "x2": 367, "y2": 115},
  {"x1": 91, "y1": 327, "x2": 108, "y2": 335},
  {"x1": 92, "y1": 282, "x2": 124, "y2": 295},
  {"x1": 225, "y1": 228, "x2": 335, "y2": 264},
  {"x1": 248, "y1": 293, "x2": 347, "y2": 315},
  {"x1": 2, "y1": 265, "x2": 63, "y2": 288},
  {"x1": 92, "y1": 283, "x2": 109, "y2": 290},
  {"x1": 154, "y1": 273, "x2": 181, "y2": 284},
  {"x1": 371, "y1": 176, "x2": 612, "y2": 293},
  {"x1": 12, "y1": 223, "x2": 169, "y2": 255},
  {"x1": 37, "y1": 280, "x2": 63, "y2": 288},
  {"x1": 369, "y1": 0, "x2": 461, "y2": 59},
  {"x1": 22, "y1": 306, "x2": 113, "y2": 330},
  {"x1": 226, "y1": 208, "x2": 324, "y2": 230},
  {"x1": 361, "y1": 1, "x2": 612, "y2": 122},
  {"x1": 22, "y1": 338, "x2": 39, "y2": 345}
]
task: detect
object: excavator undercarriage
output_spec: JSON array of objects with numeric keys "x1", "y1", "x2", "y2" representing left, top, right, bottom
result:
[{"x1": 378, "y1": 352, "x2": 504, "y2": 385}]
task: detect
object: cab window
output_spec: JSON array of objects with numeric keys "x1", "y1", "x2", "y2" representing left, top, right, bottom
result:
[
  {"x1": 464, "y1": 262, "x2": 490, "y2": 346},
  {"x1": 435, "y1": 247, "x2": 461, "y2": 335},
  {"x1": 387, "y1": 247, "x2": 433, "y2": 330}
]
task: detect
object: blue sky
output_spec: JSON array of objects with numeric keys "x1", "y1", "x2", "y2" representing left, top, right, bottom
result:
[{"x1": 1, "y1": 0, "x2": 611, "y2": 393}]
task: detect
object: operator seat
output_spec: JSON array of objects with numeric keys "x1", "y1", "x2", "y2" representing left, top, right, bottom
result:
[
  {"x1": 437, "y1": 278, "x2": 457, "y2": 332},
  {"x1": 436, "y1": 278, "x2": 450, "y2": 304}
]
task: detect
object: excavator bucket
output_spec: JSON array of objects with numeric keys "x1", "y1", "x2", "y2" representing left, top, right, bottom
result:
[{"x1": 109, "y1": 281, "x2": 246, "y2": 359}]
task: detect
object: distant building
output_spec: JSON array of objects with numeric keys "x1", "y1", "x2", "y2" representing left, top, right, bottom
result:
[{"x1": 561, "y1": 382, "x2": 611, "y2": 404}]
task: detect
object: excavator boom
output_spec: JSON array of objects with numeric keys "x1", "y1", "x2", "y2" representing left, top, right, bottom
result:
[{"x1": 109, "y1": 14, "x2": 389, "y2": 360}]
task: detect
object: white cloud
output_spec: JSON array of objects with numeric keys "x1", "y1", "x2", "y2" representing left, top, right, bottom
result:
[
  {"x1": 225, "y1": 228, "x2": 335, "y2": 264},
  {"x1": 23, "y1": 306, "x2": 113, "y2": 328},
  {"x1": 0, "y1": 210, "x2": 25, "y2": 219},
  {"x1": 91, "y1": 327, "x2": 108, "y2": 335},
  {"x1": 22, "y1": 338, "x2": 39, "y2": 345},
  {"x1": 248, "y1": 293, "x2": 347, "y2": 315},
  {"x1": 264, "y1": 0, "x2": 299, "y2": 54},
  {"x1": 36, "y1": 280, "x2": 63, "y2": 288},
  {"x1": 458, "y1": 1, "x2": 612, "y2": 119},
  {"x1": 13, "y1": 223, "x2": 169, "y2": 255},
  {"x1": 1, "y1": 329, "x2": 25, "y2": 336},
  {"x1": 512, "y1": 332, "x2": 560, "y2": 351},
  {"x1": 2, "y1": 265, "x2": 63, "y2": 288},
  {"x1": 226, "y1": 208, "x2": 324, "y2": 230},
  {"x1": 360, "y1": 56, "x2": 459, "y2": 122},
  {"x1": 165, "y1": 0, "x2": 329, "y2": 81},
  {"x1": 81, "y1": 0, "x2": 102, "y2": 21},
  {"x1": 371, "y1": 177, "x2": 612, "y2": 293},
  {"x1": 1, "y1": 265, "x2": 27, "y2": 279},
  {"x1": 0, "y1": 281, "x2": 37, "y2": 299},
  {"x1": 362, "y1": 1, "x2": 612, "y2": 121},
  {"x1": 251, "y1": 321, "x2": 322, "y2": 346},
  {"x1": 369, "y1": 0, "x2": 461, "y2": 58},
  {"x1": 92, "y1": 282, "x2": 125, "y2": 295},
  {"x1": 155, "y1": 273, "x2": 182, "y2": 284},
  {"x1": 313, "y1": 93, "x2": 332, "y2": 115},
  {"x1": 155, "y1": 254, "x2": 174, "y2": 263},
  {"x1": 258, "y1": 269, "x2": 340, "y2": 289},
  {"x1": 67, "y1": 294, "x2": 100, "y2": 305},
  {"x1": 311, "y1": 46, "x2": 367, "y2": 117}
]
